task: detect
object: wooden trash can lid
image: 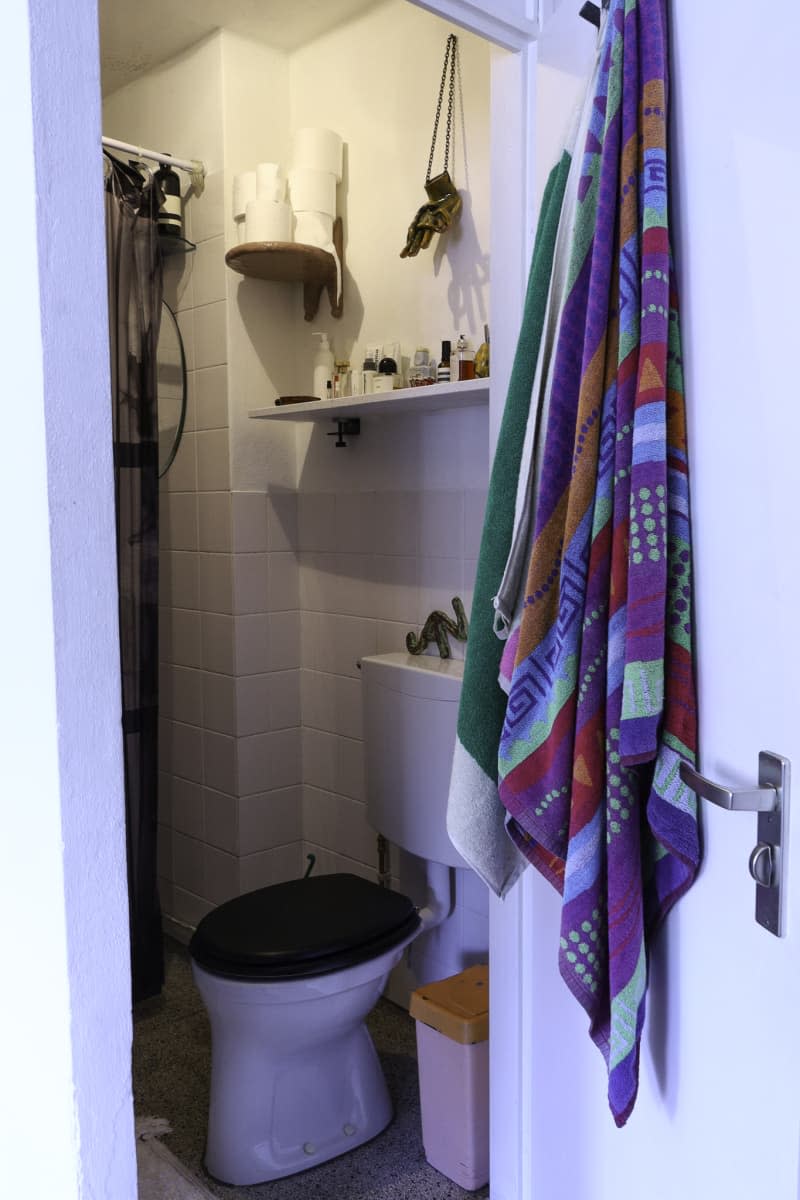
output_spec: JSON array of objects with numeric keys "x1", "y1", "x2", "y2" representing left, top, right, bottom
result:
[{"x1": 409, "y1": 964, "x2": 489, "y2": 1045}]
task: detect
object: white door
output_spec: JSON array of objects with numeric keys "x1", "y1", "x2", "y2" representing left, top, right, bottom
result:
[{"x1": 492, "y1": 2, "x2": 800, "y2": 1197}]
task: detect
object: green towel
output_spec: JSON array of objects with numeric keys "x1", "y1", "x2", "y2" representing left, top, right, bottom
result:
[{"x1": 446, "y1": 151, "x2": 572, "y2": 897}]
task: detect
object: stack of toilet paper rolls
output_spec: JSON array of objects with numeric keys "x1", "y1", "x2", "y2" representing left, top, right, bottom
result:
[
  {"x1": 288, "y1": 128, "x2": 343, "y2": 302},
  {"x1": 233, "y1": 162, "x2": 291, "y2": 243}
]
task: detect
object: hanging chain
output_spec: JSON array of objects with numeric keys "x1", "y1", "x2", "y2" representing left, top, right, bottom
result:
[{"x1": 426, "y1": 34, "x2": 458, "y2": 184}]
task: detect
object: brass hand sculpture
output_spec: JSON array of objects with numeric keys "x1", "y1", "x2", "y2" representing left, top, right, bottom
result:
[{"x1": 400, "y1": 170, "x2": 462, "y2": 259}]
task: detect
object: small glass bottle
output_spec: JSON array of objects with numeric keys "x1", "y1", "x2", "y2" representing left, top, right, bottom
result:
[
  {"x1": 456, "y1": 333, "x2": 475, "y2": 381},
  {"x1": 437, "y1": 339, "x2": 451, "y2": 384}
]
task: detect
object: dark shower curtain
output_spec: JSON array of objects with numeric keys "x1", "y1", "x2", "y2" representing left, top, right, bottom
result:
[{"x1": 105, "y1": 156, "x2": 164, "y2": 1003}]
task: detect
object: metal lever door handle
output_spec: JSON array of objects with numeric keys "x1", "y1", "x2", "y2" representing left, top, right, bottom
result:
[
  {"x1": 678, "y1": 762, "x2": 777, "y2": 812},
  {"x1": 679, "y1": 751, "x2": 789, "y2": 938}
]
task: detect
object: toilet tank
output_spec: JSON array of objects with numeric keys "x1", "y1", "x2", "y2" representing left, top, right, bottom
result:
[{"x1": 362, "y1": 652, "x2": 466, "y2": 870}]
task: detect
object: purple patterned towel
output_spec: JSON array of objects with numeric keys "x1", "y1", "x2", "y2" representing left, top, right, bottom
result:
[{"x1": 497, "y1": 0, "x2": 700, "y2": 1126}]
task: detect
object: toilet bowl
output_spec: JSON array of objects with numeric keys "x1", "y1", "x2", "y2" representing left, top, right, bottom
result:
[{"x1": 189, "y1": 653, "x2": 465, "y2": 1186}]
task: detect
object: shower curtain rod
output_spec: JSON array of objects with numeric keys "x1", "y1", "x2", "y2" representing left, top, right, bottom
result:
[{"x1": 102, "y1": 136, "x2": 206, "y2": 192}]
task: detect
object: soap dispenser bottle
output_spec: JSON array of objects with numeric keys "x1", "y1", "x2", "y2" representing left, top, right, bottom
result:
[{"x1": 312, "y1": 332, "x2": 334, "y2": 402}]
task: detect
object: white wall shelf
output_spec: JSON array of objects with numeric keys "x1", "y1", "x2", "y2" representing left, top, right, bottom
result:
[{"x1": 248, "y1": 377, "x2": 489, "y2": 422}]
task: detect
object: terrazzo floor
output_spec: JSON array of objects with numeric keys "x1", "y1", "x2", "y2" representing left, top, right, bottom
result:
[{"x1": 133, "y1": 940, "x2": 490, "y2": 1200}]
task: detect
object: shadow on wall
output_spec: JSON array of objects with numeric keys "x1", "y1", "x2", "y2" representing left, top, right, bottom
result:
[{"x1": 433, "y1": 189, "x2": 489, "y2": 336}]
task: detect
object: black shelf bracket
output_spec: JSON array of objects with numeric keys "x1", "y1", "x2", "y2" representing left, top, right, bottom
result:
[{"x1": 327, "y1": 417, "x2": 360, "y2": 448}]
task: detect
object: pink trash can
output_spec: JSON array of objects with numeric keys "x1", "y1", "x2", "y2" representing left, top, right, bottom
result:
[{"x1": 410, "y1": 964, "x2": 489, "y2": 1191}]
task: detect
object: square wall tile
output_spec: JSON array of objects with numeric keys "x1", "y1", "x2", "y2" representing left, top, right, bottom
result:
[
  {"x1": 203, "y1": 788, "x2": 238, "y2": 854},
  {"x1": 198, "y1": 492, "x2": 231, "y2": 553},
  {"x1": 235, "y1": 673, "x2": 271, "y2": 738},
  {"x1": 192, "y1": 171, "x2": 224, "y2": 242},
  {"x1": 203, "y1": 730, "x2": 237, "y2": 794},
  {"x1": 336, "y1": 553, "x2": 375, "y2": 617},
  {"x1": 233, "y1": 492, "x2": 268, "y2": 553},
  {"x1": 171, "y1": 886, "x2": 212, "y2": 928},
  {"x1": 161, "y1": 551, "x2": 199, "y2": 611},
  {"x1": 268, "y1": 612, "x2": 301, "y2": 671},
  {"x1": 371, "y1": 555, "x2": 417, "y2": 624},
  {"x1": 375, "y1": 620, "x2": 411, "y2": 656},
  {"x1": 170, "y1": 721, "x2": 204, "y2": 784},
  {"x1": 203, "y1": 845, "x2": 239, "y2": 906},
  {"x1": 373, "y1": 491, "x2": 419, "y2": 556},
  {"x1": 302, "y1": 727, "x2": 338, "y2": 791},
  {"x1": 299, "y1": 552, "x2": 338, "y2": 613},
  {"x1": 193, "y1": 236, "x2": 226, "y2": 306},
  {"x1": 168, "y1": 666, "x2": 203, "y2": 727},
  {"x1": 336, "y1": 493, "x2": 377, "y2": 554},
  {"x1": 238, "y1": 728, "x2": 301, "y2": 796},
  {"x1": 197, "y1": 429, "x2": 230, "y2": 492},
  {"x1": 195, "y1": 365, "x2": 228, "y2": 431},
  {"x1": 172, "y1": 831, "x2": 205, "y2": 896},
  {"x1": 176, "y1": 309, "x2": 196, "y2": 371},
  {"x1": 267, "y1": 493, "x2": 299, "y2": 552},
  {"x1": 298, "y1": 493, "x2": 336, "y2": 552},
  {"x1": 239, "y1": 843, "x2": 303, "y2": 895},
  {"x1": 417, "y1": 557, "x2": 464, "y2": 628},
  {"x1": 268, "y1": 669, "x2": 301, "y2": 731},
  {"x1": 303, "y1": 787, "x2": 375, "y2": 866},
  {"x1": 202, "y1": 672, "x2": 237, "y2": 736},
  {"x1": 301, "y1": 669, "x2": 337, "y2": 733},
  {"x1": 335, "y1": 676, "x2": 363, "y2": 741},
  {"x1": 164, "y1": 431, "x2": 197, "y2": 494},
  {"x1": 238, "y1": 786, "x2": 303, "y2": 856},
  {"x1": 161, "y1": 492, "x2": 197, "y2": 551},
  {"x1": 169, "y1": 609, "x2": 202, "y2": 669},
  {"x1": 162, "y1": 252, "x2": 193, "y2": 312},
  {"x1": 267, "y1": 552, "x2": 300, "y2": 612},
  {"x1": 234, "y1": 613, "x2": 270, "y2": 676},
  {"x1": 418, "y1": 490, "x2": 465, "y2": 559},
  {"x1": 198, "y1": 552, "x2": 233, "y2": 614},
  {"x1": 337, "y1": 736, "x2": 365, "y2": 802},
  {"x1": 234, "y1": 554, "x2": 269, "y2": 615},
  {"x1": 171, "y1": 777, "x2": 204, "y2": 839},
  {"x1": 194, "y1": 300, "x2": 227, "y2": 369},
  {"x1": 201, "y1": 612, "x2": 235, "y2": 675},
  {"x1": 302, "y1": 612, "x2": 376, "y2": 677}
]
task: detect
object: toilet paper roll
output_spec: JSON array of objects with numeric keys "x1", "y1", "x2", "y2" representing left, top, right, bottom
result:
[
  {"x1": 292, "y1": 127, "x2": 343, "y2": 182},
  {"x1": 256, "y1": 161, "x2": 286, "y2": 202},
  {"x1": 232, "y1": 171, "x2": 257, "y2": 220},
  {"x1": 245, "y1": 198, "x2": 292, "y2": 244},
  {"x1": 288, "y1": 168, "x2": 337, "y2": 218},
  {"x1": 293, "y1": 210, "x2": 334, "y2": 248}
]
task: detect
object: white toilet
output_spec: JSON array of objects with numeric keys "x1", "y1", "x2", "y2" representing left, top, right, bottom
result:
[{"x1": 190, "y1": 652, "x2": 465, "y2": 1186}]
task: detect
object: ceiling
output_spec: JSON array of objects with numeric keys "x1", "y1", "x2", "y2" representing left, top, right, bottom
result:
[{"x1": 99, "y1": 0, "x2": 381, "y2": 94}]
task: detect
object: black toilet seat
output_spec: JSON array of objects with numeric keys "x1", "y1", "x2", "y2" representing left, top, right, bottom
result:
[{"x1": 189, "y1": 873, "x2": 421, "y2": 982}]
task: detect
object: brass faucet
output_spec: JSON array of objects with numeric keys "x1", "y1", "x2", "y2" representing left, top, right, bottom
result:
[{"x1": 406, "y1": 597, "x2": 468, "y2": 660}]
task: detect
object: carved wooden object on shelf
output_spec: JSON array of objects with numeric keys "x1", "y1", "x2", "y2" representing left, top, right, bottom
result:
[{"x1": 225, "y1": 216, "x2": 344, "y2": 321}]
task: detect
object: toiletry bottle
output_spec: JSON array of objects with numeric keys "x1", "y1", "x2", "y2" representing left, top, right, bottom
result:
[
  {"x1": 437, "y1": 340, "x2": 451, "y2": 384},
  {"x1": 362, "y1": 348, "x2": 378, "y2": 395},
  {"x1": 312, "y1": 332, "x2": 334, "y2": 402},
  {"x1": 456, "y1": 333, "x2": 476, "y2": 381},
  {"x1": 333, "y1": 361, "x2": 350, "y2": 399},
  {"x1": 154, "y1": 160, "x2": 182, "y2": 239},
  {"x1": 475, "y1": 324, "x2": 490, "y2": 378}
]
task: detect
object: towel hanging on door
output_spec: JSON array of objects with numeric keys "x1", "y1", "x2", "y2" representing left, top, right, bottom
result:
[{"x1": 497, "y1": 0, "x2": 700, "y2": 1126}]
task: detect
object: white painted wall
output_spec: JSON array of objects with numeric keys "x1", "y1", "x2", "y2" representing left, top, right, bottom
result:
[
  {"x1": 0, "y1": 0, "x2": 137, "y2": 1196},
  {"x1": 289, "y1": 0, "x2": 491, "y2": 394}
]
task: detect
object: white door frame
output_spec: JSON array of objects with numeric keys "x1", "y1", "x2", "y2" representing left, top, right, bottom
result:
[
  {"x1": 4, "y1": 0, "x2": 137, "y2": 1197},
  {"x1": 408, "y1": 5, "x2": 544, "y2": 1197}
]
